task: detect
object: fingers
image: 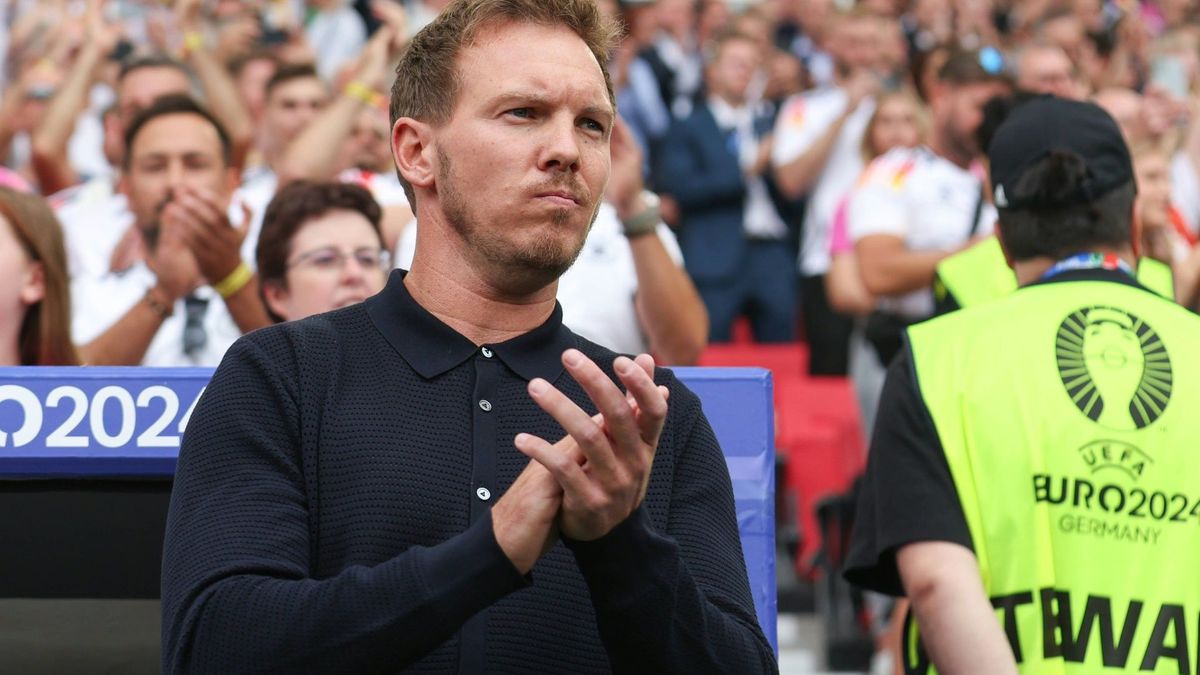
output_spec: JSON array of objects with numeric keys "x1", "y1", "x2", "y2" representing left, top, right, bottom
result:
[
  {"x1": 616, "y1": 354, "x2": 668, "y2": 443},
  {"x1": 237, "y1": 202, "x2": 253, "y2": 236},
  {"x1": 173, "y1": 186, "x2": 227, "y2": 230},
  {"x1": 514, "y1": 432, "x2": 594, "y2": 500},
  {"x1": 527, "y1": 373, "x2": 621, "y2": 480},
  {"x1": 562, "y1": 349, "x2": 644, "y2": 454}
]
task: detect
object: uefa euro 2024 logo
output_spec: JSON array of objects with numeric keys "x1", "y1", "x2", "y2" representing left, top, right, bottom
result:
[{"x1": 1056, "y1": 306, "x2": 1173, "y2": 431}]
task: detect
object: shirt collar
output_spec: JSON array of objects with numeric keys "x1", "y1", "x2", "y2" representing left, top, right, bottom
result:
[{"x1": 366, "y1": 270, "x2": 573, "y2": 382}]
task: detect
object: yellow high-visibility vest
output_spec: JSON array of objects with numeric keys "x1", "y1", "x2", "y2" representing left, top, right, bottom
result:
[{"x1": 905, "y1": 277, "x2": 1200, "y2": 673}]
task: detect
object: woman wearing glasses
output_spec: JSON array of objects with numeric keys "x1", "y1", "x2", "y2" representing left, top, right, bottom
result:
[
  {"x1": 0, "y1": 187, "x2": 78, "y2": 366},
  {"x1": 256, "y1": 180, "x2": 390, "y2": 322}
]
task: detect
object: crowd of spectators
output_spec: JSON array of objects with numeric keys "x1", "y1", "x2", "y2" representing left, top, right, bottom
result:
[{"x1": 1, "y1": 0, "x2": 1198, "y2": 376}]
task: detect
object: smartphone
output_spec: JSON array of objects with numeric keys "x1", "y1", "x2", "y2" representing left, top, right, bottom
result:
[{"x1": 1150, "y1": 55, "x2": 1190, "y2": 100}]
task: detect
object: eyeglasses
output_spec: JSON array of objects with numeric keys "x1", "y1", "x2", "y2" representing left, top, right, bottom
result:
[{"x1": 287, "y1": 246, "x2": 391, "y2": 273}]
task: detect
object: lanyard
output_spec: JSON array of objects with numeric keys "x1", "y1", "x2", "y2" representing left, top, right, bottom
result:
[{"x1": 1040, "y1": 252, "x2": 1136, "y2": 281}]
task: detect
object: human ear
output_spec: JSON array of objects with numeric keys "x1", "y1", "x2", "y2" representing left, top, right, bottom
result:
[
  {"x1": 392, "y1": 118, "x2": 436, "y2": 192},
  {"x1": 19, "y1": 261, "x2": 45, "y2": 305}
]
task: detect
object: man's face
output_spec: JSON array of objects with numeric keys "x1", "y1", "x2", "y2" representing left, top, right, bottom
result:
[
  {"x1": 263, "y1": 77, "x2": 328, "y2": 155},
  {"x1": 657, "y1": 0, "x2": 697, "y2": 38},
  {"x1": 707, "y1": 39, "x2": 761, "y2": 105},
  {"x1": 939, "y1": 81, "x2": 1009, "y2": 160},
  {"x1": 1017, "y1": 47, "x2": 1076, "y2": 98},
  {"x1": 430, "y1": 21, "x2": 612, "y2": 292},
  {"x1": 123, "y1": 113, "x2": 232, "y2": 239},
  {"x1": 831, "y1": 16, "x2": 880, "y2": 74},
  {"x1": 340, "y1": 107, "x2": 392, "y2": 173}
]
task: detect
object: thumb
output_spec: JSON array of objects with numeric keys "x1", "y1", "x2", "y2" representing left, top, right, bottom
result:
[{"x1": 237, "y1": 203, "x2": 253, "y2": 236}]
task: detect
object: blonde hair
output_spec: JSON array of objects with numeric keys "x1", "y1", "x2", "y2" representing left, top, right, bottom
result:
[{"x1": 861, "y1": 87, "x2": 930, "y2": 161}]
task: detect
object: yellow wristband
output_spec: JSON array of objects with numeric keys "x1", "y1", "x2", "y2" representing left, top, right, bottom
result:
[
  {"x1": 182, "y1": 31, "x2": 205, "y2": 56},
  {"x1": 214, "y1": 262, "x2": 253, "y2": 299},
  {"x1": 343, "y1": 80, "x2": 385, "y2": 108}
]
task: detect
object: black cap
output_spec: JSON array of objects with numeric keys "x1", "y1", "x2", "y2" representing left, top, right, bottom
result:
[{"x1": 987, "y1": 95, "x2": 1133, "y2": 210}]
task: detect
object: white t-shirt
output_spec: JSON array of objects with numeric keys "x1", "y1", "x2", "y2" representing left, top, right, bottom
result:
[
  {"x1": 848, "y1": 146, "x2": 994, "y2": 319},
  {"x1": 393, "y1": 202, "x2": 685, "y2": 355},
  {"x1": 54, "y1": 177, "x2": 133, "y2": 281},
  {"x1": 771, "y1": 86, "x2": 875, "y2": 276},
  {"x1": 71, "y1": 264, "x2": 243, "y2": 367}
]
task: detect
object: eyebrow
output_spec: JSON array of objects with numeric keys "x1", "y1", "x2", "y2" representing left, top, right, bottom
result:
[{"x1": 490, "y1": 91, "x2": 615, "y2": 119}]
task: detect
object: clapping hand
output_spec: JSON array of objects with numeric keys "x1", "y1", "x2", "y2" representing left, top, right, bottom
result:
[{"x1": 515, "y1": 350, "x2": 669, "y2": 541}]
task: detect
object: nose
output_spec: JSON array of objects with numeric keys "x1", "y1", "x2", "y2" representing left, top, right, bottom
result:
[
  {"x1": 339, "y1": 254, "x2": 371, "y2": 285},
  {"x1": 538, "y1": 114, "x2": 581, "y2": 173},
  {"x1": 166, "y1": 160, "x2": 186, "y2": 191}
]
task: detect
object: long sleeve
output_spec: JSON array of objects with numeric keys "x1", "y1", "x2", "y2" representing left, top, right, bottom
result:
[
  {"x1": 160, "y1": 336, "x2": 527, "y2": 674},
  {"x1": 564, "y1": 382, "x2": 778, "y2": 673},
  {"x1": 656, "y1": 118, "x2": 747, "y2": 211}
]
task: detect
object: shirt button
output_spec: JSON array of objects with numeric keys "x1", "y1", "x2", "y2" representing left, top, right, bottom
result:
[
  {"x1": 476, "y1": 487, "x2": 491, "y2": 501},
  {"x1": 481, "y1": 346, "x2": 494, "y2": 358},
  {"x1": 479, "y1": 399, "x2": 492, "y2": 412}
]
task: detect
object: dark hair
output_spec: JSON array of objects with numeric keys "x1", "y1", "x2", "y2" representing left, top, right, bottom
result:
[
  {"x1": 256, "y1": 181, "x2": 384, "y2": 321},
  {"x1": 998, "y1": 151, "x2": 1135, "y2": 260},
  {"x1": 265, "y1": 63, "x2": 322, "y2": 99},
  {"x1": 938, "y1": 48, "x2": 1012, "y2": 87},
  {"x1": 118, "y1": 54, "x2": 191, "y2": 85},
  {"x1": 390, "y1": 0, "x2": 620, "y2": 208},
  {"x1": 122, "y1": 94, "x2": 233, "y2": 169}
]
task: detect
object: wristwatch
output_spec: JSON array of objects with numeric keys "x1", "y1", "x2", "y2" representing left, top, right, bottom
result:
[{"x1": 621, "y1": 190, "x2": 661, "y2": 238}]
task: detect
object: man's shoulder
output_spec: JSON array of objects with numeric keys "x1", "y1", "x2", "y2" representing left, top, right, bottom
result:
[{"x1": 237, "y1": 303, "x2": 375, "y2": 367}]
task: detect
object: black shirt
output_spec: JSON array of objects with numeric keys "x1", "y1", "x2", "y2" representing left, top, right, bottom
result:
[
  {"x1": 843, "y1": 267, "x2": 1154, "y2": 596},
  {"x1": 161, "y1": 270, "x2": 776, "y2": 674}
]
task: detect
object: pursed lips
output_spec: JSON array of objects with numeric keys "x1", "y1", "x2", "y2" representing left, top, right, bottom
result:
[{"x1": 535, "y1": 190, "x2": 582, "y2": 207}]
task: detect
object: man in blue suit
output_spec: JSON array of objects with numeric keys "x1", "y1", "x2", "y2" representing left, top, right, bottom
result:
[{"x1": 657, "y1": 31, "x2": 798, "y2": 342}]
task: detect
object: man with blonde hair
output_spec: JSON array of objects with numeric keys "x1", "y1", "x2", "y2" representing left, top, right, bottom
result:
[{"x1": 161, "y1": 0, "x2": 775, "y2": 672}]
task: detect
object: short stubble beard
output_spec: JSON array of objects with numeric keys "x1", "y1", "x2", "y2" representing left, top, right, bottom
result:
[{"x1": 436, "y1": 146, "x2": 599, "y2": 294}]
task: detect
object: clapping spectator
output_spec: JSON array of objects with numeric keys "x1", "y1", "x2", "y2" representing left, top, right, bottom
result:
[
  {"x1": 660, "y1": 31, "x2": 796, "y2": 343},
  {"x1": 74, "y1": 95, "x2": 270, "y2": 367}
]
